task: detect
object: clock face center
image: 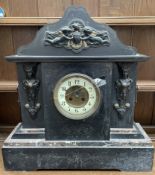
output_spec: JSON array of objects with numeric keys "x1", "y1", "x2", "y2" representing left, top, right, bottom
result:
[{"x1": 65, "y1": 85, "x2": 89, "y2": 108}]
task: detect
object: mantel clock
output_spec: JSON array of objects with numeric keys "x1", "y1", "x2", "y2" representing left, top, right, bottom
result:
[{"x1": 2, "y1": 6, "x2": 154, "y2": 171}]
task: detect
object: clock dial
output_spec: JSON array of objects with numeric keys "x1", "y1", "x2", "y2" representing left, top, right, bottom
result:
[{"x1": 53, "y1": 73, "x2": 101, "y2": 120}]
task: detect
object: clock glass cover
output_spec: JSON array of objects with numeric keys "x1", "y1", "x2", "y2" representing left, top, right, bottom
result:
[{"x1": 53, "y1": 73, "x2": 100, "y2": 120}]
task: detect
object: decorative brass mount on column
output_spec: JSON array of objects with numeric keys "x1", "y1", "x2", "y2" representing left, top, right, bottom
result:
[
  {"x1": 22, "y1": 63, "x2": 41, "y2": 117},
  {"x1": 114, "y1": 63, "x2": 133, "y2": 116}
]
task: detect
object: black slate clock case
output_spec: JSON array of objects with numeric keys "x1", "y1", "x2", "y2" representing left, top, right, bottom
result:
[
  {"x1": 2, "y1": 6, "x2": 154, "y2": 171},
  {"x1": 42, "y1": 62, "x2": 112, "y2": 140}
]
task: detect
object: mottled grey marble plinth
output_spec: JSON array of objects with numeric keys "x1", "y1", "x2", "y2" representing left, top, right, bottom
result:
[{"x1": 2, "y1": 123, "x2": 154, "y2": 171}]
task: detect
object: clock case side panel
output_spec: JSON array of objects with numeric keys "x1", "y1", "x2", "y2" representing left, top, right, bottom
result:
[
  {"x1": 16, "y1": 63, "x2": 44, "y2": 128},
  {"x1": 111, "y1": 62, "x2": 137, "y2": 128},
  {"x1": 41, "y1": 62, "x2": 112, "y2": 140}
]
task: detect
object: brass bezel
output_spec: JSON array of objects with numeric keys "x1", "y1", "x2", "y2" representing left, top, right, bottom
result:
[{"x1": 53, "y1": 73, "x2": 101, "y2": 120}]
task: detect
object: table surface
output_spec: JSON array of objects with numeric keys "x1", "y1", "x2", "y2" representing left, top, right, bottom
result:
[{"x1": 0, "y1": 134, "x2": 155, "y2": 175}]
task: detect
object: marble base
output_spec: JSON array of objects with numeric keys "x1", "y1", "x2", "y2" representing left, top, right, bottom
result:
[{"x1": 2, "y1": 123, "x2": 154, "y2": 171}]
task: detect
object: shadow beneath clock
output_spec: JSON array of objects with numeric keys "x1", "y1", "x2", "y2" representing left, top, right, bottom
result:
[{"x1": 37, "y1": 169, "x2": 120, "y2": 171}]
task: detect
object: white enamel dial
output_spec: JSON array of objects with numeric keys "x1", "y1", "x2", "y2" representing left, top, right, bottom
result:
[{"x1": 53, "y1": 73, "x2": 100, "y2": 120}]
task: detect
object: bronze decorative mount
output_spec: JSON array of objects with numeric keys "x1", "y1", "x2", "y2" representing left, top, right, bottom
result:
[
  {"x1": 44, "y1": 19, "x2": 110, "y2": 53},
  {"x1": 114, "y1": 63, "x2": 133, "y2": 116},
  {"x1": 22, "y1": 63, "x2": 41, "y2": 117}
]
